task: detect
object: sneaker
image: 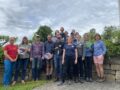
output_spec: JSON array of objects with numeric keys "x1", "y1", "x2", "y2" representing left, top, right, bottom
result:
[
  {"x1": 99, "y1": 77, "x2": 105, "y2": 83},
  {"x1": 21, "y1": 80, "x2": 25, "y2": 84},
  {"x1": 57, "y1": 82, "x2": 64, "y2": 86},
  {"x1": 79, "y1": 79, "x2": 84, "y2": 83},
  {"x1": 12, "y1": 81, "x2": 16, "y2": 86},
  {"x1": 54, "y1": 78, "x2": 59, "y2": 82}
]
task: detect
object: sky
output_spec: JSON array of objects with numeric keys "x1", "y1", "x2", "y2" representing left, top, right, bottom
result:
[{"x1": 0, "y1": 0, "x2": 119, "y2": 40}]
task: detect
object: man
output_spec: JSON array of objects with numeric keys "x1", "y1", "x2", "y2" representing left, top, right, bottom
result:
[
  {"x1": 53, "y1": 33, "x2": 64, "y2": 82},
  {"x1": 44, "y1": 35, "x2": 54, "y2": 80},
  {"x1": 60, "y1": 27, "x2": 66, "y2": 43},
  {"x1": 30, "y1": 35, "x2": 44, "y2": 81},
  {"x1": 3, "y1": 37, "x2": 18, "y2": 86}
]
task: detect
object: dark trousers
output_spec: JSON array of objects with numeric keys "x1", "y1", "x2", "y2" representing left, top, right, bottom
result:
[
  {"x1": 32, "y1": 58, "x2": 42, "y2": 81},
  {"x1": 78, "y1": 56, "x2": 84, "y2": 78},
  {"x1": 14, "y1": 59, "x2": 29, "y2": 81},
  {"x1": 84, "y1": 56, "x2": 92, "y2": 79}
]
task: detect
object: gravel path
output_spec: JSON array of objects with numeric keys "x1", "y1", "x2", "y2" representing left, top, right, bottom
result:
[{"x1": 33, "y1": 81, "x2": 120, "y2": 90}]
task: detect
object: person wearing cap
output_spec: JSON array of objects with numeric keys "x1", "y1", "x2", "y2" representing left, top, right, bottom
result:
[
  {"x1": 3, "y1": 37, "x2": 18, "y2": 86},
  {"x1": 44, "y1": 35, "x2": 54, "y2": 80},
  {"x1": 53, "y1": 33, "x2": 64, "y2": 82},
  {"x1": 12, "y1": 36, "x2": 30, "y2": 85},
  {"x1": 30, "y1": 35, "x2": 44, "y2": 81}
]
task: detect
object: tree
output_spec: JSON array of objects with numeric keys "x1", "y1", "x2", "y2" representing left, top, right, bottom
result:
[{"x1": 34, "y1": 25, "x2": 53, "y2": 42}]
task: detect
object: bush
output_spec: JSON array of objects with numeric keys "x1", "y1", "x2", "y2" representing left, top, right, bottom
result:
[{"x1": 0, "y1": 47, "x2": 4, "y2": 62}]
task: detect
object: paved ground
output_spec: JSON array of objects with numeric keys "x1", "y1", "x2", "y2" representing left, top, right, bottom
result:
[{"x1": 33, "y1": 81, "x2": 120, "y2": 90}]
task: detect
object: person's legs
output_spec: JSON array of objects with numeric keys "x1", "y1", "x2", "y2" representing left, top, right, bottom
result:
[
  {"x1": 3, "y1": 60, "x2": 12, "y2": 86},
  {"x1": 36, "y1": 58, "x2": 42, "y2": 80},
  {"x1": 49, "y1": 59, "x2": 53, "y2": 79},
  {"x1": 32, "y1": 58, "x2": 37, "y2": 81},
  {"x1": 87, "y1": 57, "x2": 92, "y2": 80},
  {"x1": 54, "y1": 54, "x2": 59, "y2": 80},
  {"x1": 21, "y1": 59, "x2": 29, "y2": 82},
  {"x1": 12, "y1": 60, "x2": 20, "y2": 85},
  {"x1": 78, "y1": 57, "x2": 84, "y2": 79}
]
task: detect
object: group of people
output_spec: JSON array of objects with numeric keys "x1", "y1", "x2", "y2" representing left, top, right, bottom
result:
[{"x1": 2, "y1": 27, "x2": 107, "y2": 87}]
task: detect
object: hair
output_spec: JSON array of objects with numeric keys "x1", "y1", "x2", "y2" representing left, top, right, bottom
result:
[
  {"x1": 94, "y1": 33, "x2": 101, "y2": 40},
  {"x1": 21, "y1": 36, "x2": 29, "y2": 45}
]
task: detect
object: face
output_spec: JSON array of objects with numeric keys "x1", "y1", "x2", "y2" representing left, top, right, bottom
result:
[
  {"x1": 23, "y1": 38, "x2": 28, "y2": 44},
  {"x1": 47, "y1": 35, "x2": 52, "y2": 41},
  {"x1": 60, "y1": 27, "x2": 64, "y2": 32},
  {"x1": 67, "y1": 37, "x2": 72, "y2": 44},
  {"x1": 35, "y1": 36, "x2": 40, "y2": 42},
  {"x1": 9, "y1": 37, "x2": 15, "y2": 44},
  {"x1": 95, "y1": 35, "x2": 101, "y2": 40},
  {"x1": 84, "y1": 34, "x2": 89, "y2": 41}
]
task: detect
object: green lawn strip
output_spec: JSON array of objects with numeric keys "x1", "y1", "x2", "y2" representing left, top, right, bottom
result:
[{"x1": 0, "y1": 80, "x2": 47, "y2": 90}]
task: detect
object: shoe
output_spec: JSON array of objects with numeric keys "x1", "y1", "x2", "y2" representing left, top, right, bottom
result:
[
  {"x1": 99, "y1": 77, "x2": 105, "y2": 83},
  {"x1": 21, "y1": 80, "x2": 25, "y2": 84},
  {"x1": 12, "y1": 81, "x2": 16, "y2": 86},
  {"x1": 96, "y1": 77, "x2": 101, "y2": 82},
  {"x1": 46, "y1": 75, "x2": 49, "y2": 80},
  {"x1": 49, "y1": 75, "x2": 52, "y2": 80},
  {"x1": 89, "y1": 78, "x2": 93, "y2": 82},
  {"x1": 54, "y1": 78, "x2": 59, "y2": 82},
  {"x1": 57, "y1": 82, "x2": 64, "y2": 86},
  {"x1": 68, "y1": 80, "x2": 72, "y2": 85},
  {"x1": 79, "y1": 79, "x2": 84, "y2": 83},
  {"x1": 85, "y1": 77, "x2": 89, "y2": 82}
]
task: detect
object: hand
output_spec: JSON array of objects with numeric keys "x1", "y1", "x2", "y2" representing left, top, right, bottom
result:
[
  {"x1": 42, "y1": 56, "x2": 44, "y2": 60},
  {"x1": 75, "y1": 59, "x2": 77, "y2": 64},
  {"x1": 30, "y1": 58, "x2": 33, "y2": 62},
  {"x1": 82, "y1": 57, "x2": 85, "y2": 61}
]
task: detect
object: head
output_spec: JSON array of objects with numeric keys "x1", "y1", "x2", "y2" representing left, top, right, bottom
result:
[
  {"x1": 22, "y1": 36, "x2": 29, "y2": 45},
  {"x1": 35, "y1": 35, "x2": 40, "y2": 42},
  {"x1": 60, "y1": 27, "x2": 64, "y2": 32},
  {"x1": 55, "y1": 30, "x2": 59, "y2": 36},
  {"x1": 56, "y1": 33, "x2": 61, "y2": 39},
  {"x1": 65, "y1": 31, "x2": 68, "y2": 36},
  {"x1": 94, "y1": 33, "x2": 101, "y2": 41},
  {"x1": 47, "y1": 35, "x2": 52, "y2": 42},
  {"x1": 9, "y1": 37, "x2": 15, "y2": 45},
  {"x1": 67, "y1": 36, "x2": 73, "y2": 44},
  {"x1": 83, "y1": 33, "x2": 89, "y2": 41},
  {"x1": 76, "y1": 34, "x2": 81, "y2": 41}
]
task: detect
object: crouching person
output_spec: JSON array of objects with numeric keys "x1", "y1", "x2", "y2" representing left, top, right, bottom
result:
[
  {"x1": 3, "y1": 37, "x2": 18, "y2": 87},
  {"x1": 30, "y1": 35, "x2": 44, "y2": 81}
]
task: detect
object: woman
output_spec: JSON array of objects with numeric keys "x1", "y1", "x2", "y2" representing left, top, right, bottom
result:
[
  {"x1": 62, "y1": 36, "x2": 78, "y2": 85},
  {"x1": 93, "y1": 33, "x2": 106, "y2": 82},
  {"x1": 76, "y1": 34, "x2": 84, "y2": 83},
  {"x1": 3, "y1": 37, "x2": 18, "y2": 86},
  {"x1": 12, "y1": 37, "x2": 30, "y2": 85},
  {"x1": 83, "y1": 33, "x2": 93, "y2": 82}
]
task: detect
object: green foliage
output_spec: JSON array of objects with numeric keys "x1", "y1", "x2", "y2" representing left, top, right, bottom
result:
[
  {"x1": 34, "y1": 25, "x2": 53, "y2": 42},
  {"x1": 0, "y1": 47, "x2": 3, "y2": 62},
  {"x1": 102, "y1": 26, "x2": 120, "y2": 57}
]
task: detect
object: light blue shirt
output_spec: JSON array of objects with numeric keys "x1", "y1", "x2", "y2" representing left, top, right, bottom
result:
[{"x1": 93, "y1": 40, "x2": 106, "y2": 56}]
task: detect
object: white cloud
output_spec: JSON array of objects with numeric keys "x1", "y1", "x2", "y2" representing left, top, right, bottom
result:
[{"x1": 0, "y1": 0, "x2": 119, "y2": 40}]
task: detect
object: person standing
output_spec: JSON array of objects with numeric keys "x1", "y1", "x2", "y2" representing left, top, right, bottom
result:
[
  {"x1": 83, "y1": 33, "x2": 93, "y2": 82},
  {"x1": 62, "y1": 36, "x2": 78, "y2": 85},
  {"x1": 53, "y1": 33, "x2": 64, "y2": 82},
  {"x1": 12, "y1": 37, "x2": 30, "y2": 85},
  {"x1": 44, "y1": 35, "x2": 54, "y2": 80},
  {"x1": 3, "y1": 37, "x2": 18, "y2": 86},
  {"x1": 76, "y1": 34, "x2": 84, "y2": 83},
  {"x1": 93, "y1": 33, "x2": 106, "y2": 82},
  {"x1": 30, "y1": 35, "x2": 44, "y2": 81}
]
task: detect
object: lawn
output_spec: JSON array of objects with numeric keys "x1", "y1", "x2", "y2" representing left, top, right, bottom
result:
[{"x1": 0, "y1": 80, "x2": 47, "y2": 90}]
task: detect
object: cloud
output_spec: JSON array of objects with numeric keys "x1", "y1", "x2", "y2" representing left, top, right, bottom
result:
[{"x1": 0, "y1": 0, "x2": 119, "y2": 40}]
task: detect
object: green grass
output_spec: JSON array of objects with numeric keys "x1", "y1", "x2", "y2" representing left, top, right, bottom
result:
[{"x1": 0, "y1": 80, "x2": 47, "y2": 90}]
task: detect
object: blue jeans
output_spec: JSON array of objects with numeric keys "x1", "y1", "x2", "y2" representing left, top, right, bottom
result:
[
  {"x1": 3, "y1": 60, "x2": 16, "y2": 85},
  {"x1": 78, "y1": 56, "x2": 84, "y2": 78},
  {"x1": 14, "y1": 58, "x2": 29, "y2": 81},
  {"x1": 32, "y1": 57, "x2": 42, "y2": 81},
  {"x1": 54, "y1": 54, "x2": 62, "y2": 79}
]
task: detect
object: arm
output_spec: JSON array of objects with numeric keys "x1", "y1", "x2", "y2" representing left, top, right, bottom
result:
[
  {"x1": 62, "y1": 49, "x2": 65, "y2": 65},
  {"x1": 4, "y1": 50, "x2": 13, "y2": 61},
  {"x1": 30, "y1": 44, "x2": 33, "y2": 61},
  {"x1": 101, "y1": 41, "x2": 107, "y2": 55},
  {"x1": 75, "y1": 48, "x2": 78, "y2": 64}
]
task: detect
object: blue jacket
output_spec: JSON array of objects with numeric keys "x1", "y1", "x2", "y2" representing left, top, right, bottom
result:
[{"x1": 93, "y1": 40, "x2": 106, "y2": 56}]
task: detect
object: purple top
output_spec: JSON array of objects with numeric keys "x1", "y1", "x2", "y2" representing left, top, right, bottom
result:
[{"x1": 30, "y1": 42, "x2": 44, "y2": 58}]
